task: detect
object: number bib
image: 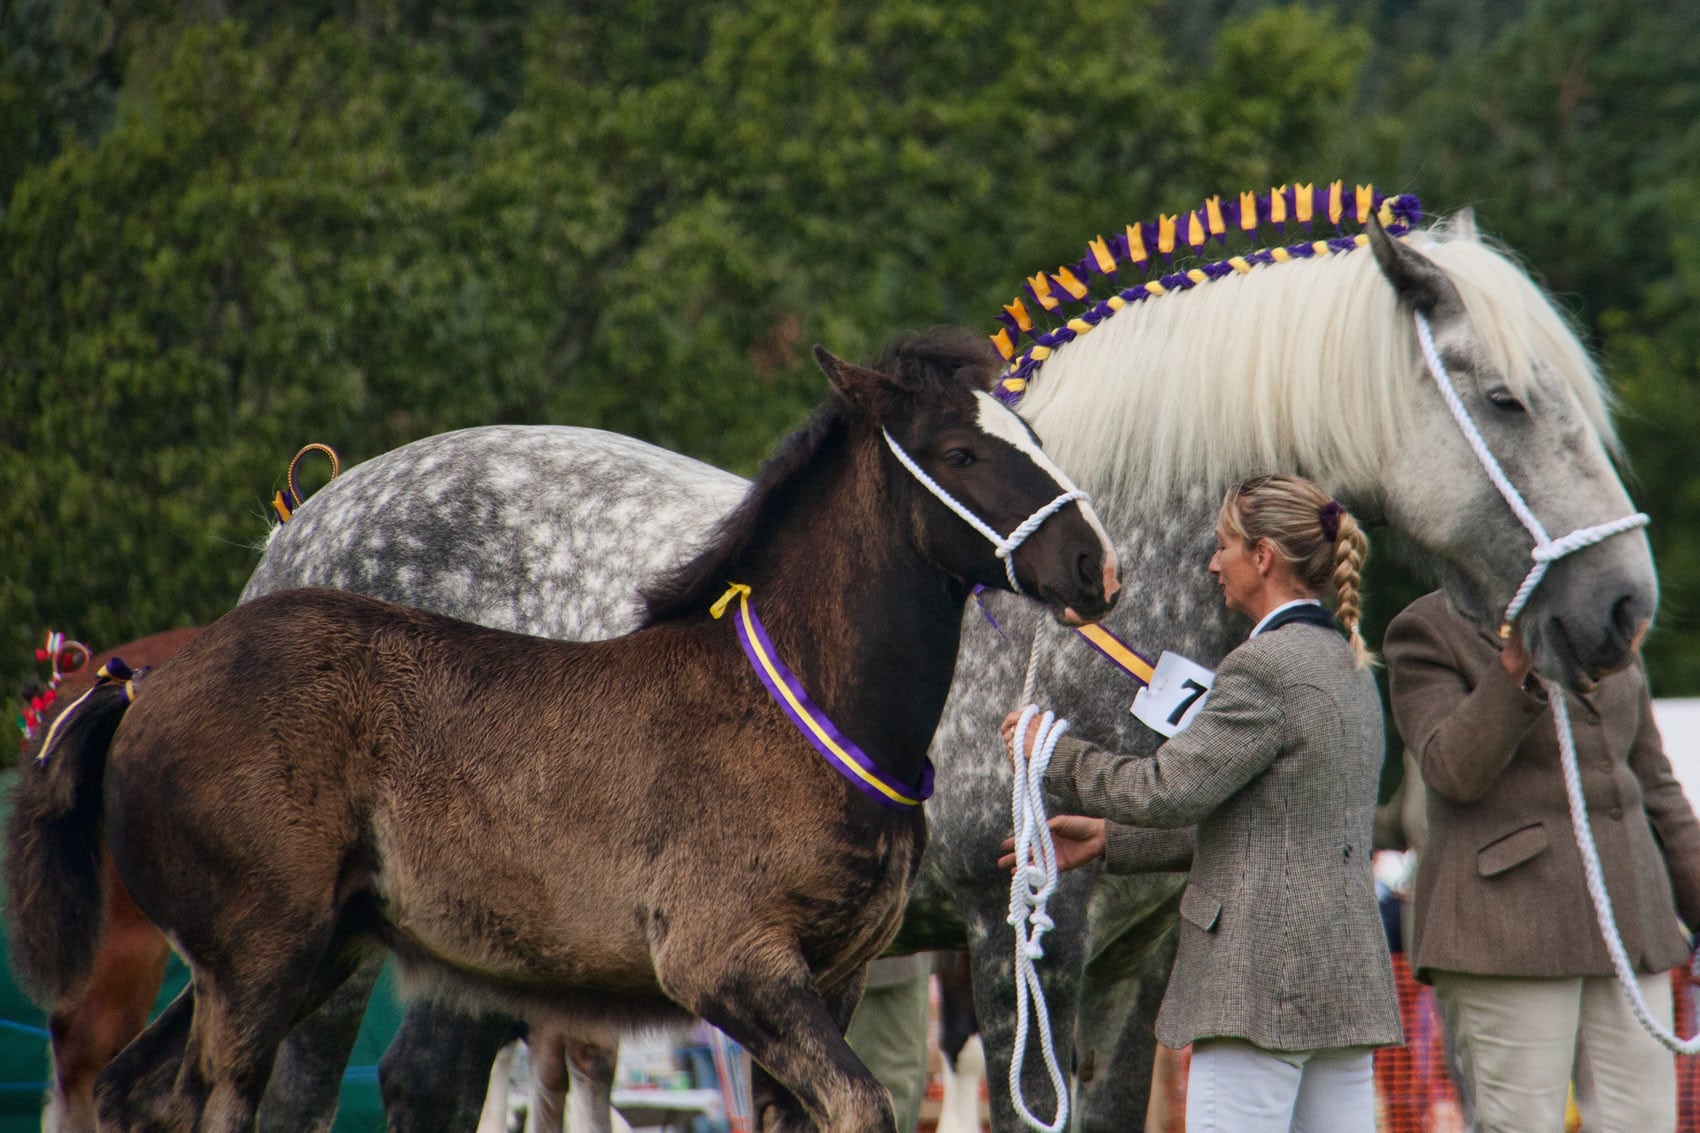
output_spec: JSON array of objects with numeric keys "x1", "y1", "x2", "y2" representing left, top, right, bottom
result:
[{"x1": 1129, "y1": 651, "x2": 1216, "y2": 738}]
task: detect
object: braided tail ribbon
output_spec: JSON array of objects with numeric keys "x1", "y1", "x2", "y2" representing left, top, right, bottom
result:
[
  {"x1": 35, "y1": 658, "x2": 147, "y2": 765},
  {"x1": 1006, "y1": 702, "x2": 1072, "y2": 1133}
]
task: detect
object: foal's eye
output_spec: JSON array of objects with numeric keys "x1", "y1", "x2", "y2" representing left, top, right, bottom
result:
[
  {"x1": 1486, "y1": 387, "x2": 1526, "y2": 412},
  {"x1": 943, "y1": 448, "x2": 976, "y2": 469}
]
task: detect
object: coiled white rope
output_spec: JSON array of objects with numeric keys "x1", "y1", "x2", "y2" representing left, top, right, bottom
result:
[
  {"x1": 1414, "y1": 313, "x2": 1684, "y2": 1049},
  {"x1": 882, "y1": 429, "x2": 1086, "y2": 595},
  {"x1": 1005, "y1": 639, "x2": 1071, "y2": 1133}
]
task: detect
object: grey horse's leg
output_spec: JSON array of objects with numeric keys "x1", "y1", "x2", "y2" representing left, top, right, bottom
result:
[
  {"x1": 1072, "y1": 889, "x2": 1180, "y2": 1133},
  {"x1": 256, "y1": 954, "x2": 381, "y2": 1133},
  {"x1": 380, "y1": 1001, "x2": 526, "y2": 1133}
]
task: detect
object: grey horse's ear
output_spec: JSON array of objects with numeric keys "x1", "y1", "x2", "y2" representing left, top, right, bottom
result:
[
  {"x1": 813, "y1": 345, "x2": 889, "y2": 414},
  {"x1": 1367, "y1": 214, "x2": 1461, "y2": 316},
  {"x1": 1445, "y1": 206, "x2": 1479, "y2": 241}
]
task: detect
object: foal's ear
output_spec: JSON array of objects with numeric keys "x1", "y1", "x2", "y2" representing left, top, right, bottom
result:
[
  {"x1": 1367, "y1": 214, "x2": 1461, "y2": 316},
  {"x1": 814, "y1": 345, "x2": 890, "y2": 415}
]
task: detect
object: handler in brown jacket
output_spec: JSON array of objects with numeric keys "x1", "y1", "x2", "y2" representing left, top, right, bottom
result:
[
  {"x1": 1007, "y1": 475, "x2": 1401, "y2": 1133},
  {"x1": 1386, "y1": 590, "x2": 1700, "y2": 1133}
]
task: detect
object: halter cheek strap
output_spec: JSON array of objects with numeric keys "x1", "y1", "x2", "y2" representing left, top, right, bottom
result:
[
  {"x1": 881, "y1": 429, "x2": 1088, "y2": 595},
  {"x1": 1412, "y1": 313, "x2": 1648, "y2": 633}
]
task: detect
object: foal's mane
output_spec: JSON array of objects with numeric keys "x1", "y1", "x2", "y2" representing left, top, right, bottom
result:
[
  {"x1": 999, "y1": 191, "x2": 1617, "y2": 504},
  {"x1": 640, "y1": 328, "x2": 1001, "y2": 625}
]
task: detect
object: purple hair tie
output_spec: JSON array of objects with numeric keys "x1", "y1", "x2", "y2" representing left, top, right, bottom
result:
[{"x1": 1319, "y1": 500, "x2": 1346, "y2": 543}]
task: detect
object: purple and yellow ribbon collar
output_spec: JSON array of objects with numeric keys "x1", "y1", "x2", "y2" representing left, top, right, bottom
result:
[{"x1": 712, "y1": 582, "x2": 934, "y2": 809}]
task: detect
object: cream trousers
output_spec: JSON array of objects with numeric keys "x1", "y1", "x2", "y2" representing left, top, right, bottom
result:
[{"x1": 1431, "y1": 969, "x2": 1676, "y2": 1133}]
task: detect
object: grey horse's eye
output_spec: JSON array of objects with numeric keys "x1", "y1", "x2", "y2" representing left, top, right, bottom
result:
[{"x1": 1486, "y1": 387, "x2": 1526, "y2": 412}]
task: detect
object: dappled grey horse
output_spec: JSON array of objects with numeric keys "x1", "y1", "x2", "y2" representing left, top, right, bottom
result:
[{"x1": 246, "y1": 202, "x2": 1656, "y2": 1131}]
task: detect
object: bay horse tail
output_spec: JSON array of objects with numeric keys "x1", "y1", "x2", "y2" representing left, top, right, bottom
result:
[{"x1": 3, "y1": 680, "x2": 136, "y2": 1005}]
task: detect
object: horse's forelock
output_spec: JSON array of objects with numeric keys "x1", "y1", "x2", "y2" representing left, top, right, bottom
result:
[
  {"x1": 871, "y1": 327, "x2": 1003, "y2": 405},
  {"x1": 1008, "y1": 220, "x2": 1620, "y2": 504}
]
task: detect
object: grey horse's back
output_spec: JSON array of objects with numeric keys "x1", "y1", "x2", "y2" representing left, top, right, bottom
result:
[{"x1": 244, "y1": 424, "x2": 748, "y2": 639}]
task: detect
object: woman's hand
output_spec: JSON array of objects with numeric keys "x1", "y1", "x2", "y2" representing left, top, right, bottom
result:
[
  {"x1": 1000, "y1": 709, "x2": 1043, "y2": 764},
  {"x1": 998, "y1": 815, "x2": 1107, "y2": 873},
  {"x1": 1499, "y1": 627, "x2": 1533, "y2": 684}
]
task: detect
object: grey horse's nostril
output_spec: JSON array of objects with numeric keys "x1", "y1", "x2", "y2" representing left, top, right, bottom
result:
[{"x1": 1609, "y1": 593, "x2": 1640, "y2": 645}]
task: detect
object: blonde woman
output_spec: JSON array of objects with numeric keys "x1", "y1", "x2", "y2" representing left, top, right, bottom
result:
[{"x1": 1003, "y1": 473, "x2": 1400, "y2": 1131}]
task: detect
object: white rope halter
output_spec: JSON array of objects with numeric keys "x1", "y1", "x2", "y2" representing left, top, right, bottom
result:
[
  {"x1": 1415, "y1": 313, "x2": 1688, "y2": 1052},
  {"x1": 882, "y1": 429, "x2": 1088, "y2": 595},
  {"x1": 1413, "y1": 314, "x2": 1648, "y2": 632}
]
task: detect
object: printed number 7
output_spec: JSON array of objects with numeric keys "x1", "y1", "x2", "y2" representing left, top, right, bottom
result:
[{"x1": 1167, "y1": 679, "x2": 1208, "y2": 726}]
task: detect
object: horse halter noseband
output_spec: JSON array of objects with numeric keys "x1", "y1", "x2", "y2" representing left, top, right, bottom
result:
[
  {"x1": 880, "y1": 429, "x2": 1088, "y2": 595},
  {"x1": 1413, "y1": 313, "x2": 1648, "y2": 634}
]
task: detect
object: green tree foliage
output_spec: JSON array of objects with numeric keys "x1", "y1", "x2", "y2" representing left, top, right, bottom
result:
[{"x1": 2, "y1": 0, "x2": 1368, "y2": 698}]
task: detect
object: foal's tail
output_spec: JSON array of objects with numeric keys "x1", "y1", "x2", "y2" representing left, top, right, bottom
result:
[{"x1": 3, "y1": 681, "x2": 135, "y2": 1004}]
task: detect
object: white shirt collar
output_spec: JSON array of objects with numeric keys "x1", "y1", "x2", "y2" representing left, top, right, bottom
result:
[{"x1": 1250, "y1": 598, "x2": 1324, "y2": 639}]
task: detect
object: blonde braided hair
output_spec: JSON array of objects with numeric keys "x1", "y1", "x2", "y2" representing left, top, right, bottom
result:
[{"x1": 1220, "y1": 474, "x2": 1375, "y2": 667}]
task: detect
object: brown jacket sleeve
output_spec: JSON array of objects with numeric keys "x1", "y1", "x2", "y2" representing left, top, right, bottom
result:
[
  {"x1": 1383, "y1": 604, "x2": 1549, "y2": 804},
  {"x1": 1627, "y1": 681, "x2": 1700, "y2": 932}
]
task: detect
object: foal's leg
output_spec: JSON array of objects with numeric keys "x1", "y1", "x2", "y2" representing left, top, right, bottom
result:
[
  {"x1": 257, "y1": 953, "x2": 381, "y2": 1133},
  {"x1": 97, "y1": 907, "x2": 373, "y2": 1131},
  {"x1": 667, "y1": 951, "x2": 890, "y2": 1133}
]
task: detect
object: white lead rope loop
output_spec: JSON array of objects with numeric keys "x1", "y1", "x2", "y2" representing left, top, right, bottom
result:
[
  {"x1": 1549, "y1": 681, "x2": 1700, "y2": 1053},
  {"x1": 882, "y1": 428, "x2": 1086, "y2": 595},
  {"x1": 1415, "y1": 312, "x2": 1684, "y2": 1049},
  {"x1": 1006, "y1": 697, "x2": 1072, "y2": 1133}
]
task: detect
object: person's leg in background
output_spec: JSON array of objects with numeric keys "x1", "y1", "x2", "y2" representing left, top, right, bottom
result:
[
  {"x1": 1573, "y1": 970, "x2": 1677, "y2": 1133},
  {"x1": 1431, "y1": 971, "x2": 1581, "y2": 1133},
  {"x1": 845, "y1": 955, "x2": 933, "y2": 1133}
]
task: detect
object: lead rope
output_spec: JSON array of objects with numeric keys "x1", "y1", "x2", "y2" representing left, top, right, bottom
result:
[
  {"x1": 882, "y1": 423, "x2": 1087, "y2": 1122},
  {"x1": 1413, "y1": 314, "x2": 1685, "y2": 1049},
  {"x1": 1005, "y1": 635, "x2": 1071, "y2": 1133}
]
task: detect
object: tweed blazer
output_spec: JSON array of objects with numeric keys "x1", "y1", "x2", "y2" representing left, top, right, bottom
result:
[
  {"x1": 1385, "y1": 590, "x2": 1700, "y2": 981},
  {"x1": 1046, "y1": 620, "x2": 1401, "y2": 1053}
]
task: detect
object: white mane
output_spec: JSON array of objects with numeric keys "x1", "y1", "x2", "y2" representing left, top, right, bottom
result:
[{"x1": 1014, "y1": 220, "x2": 1617, "y2": 504}]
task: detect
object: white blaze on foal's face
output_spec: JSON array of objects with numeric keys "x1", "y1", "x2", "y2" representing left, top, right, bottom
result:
[{"x1": 973, "y1": 391, "x2": 1121, "y2": 601}]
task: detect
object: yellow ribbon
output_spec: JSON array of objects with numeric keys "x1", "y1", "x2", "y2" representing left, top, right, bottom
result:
[{"x1": 711, "y1": 582, "x2": 751, "y2": 621}]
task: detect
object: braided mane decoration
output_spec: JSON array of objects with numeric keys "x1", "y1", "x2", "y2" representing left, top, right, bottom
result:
[{"x1": 991, "y1": 181, "x2": 1424, "y2": 403}]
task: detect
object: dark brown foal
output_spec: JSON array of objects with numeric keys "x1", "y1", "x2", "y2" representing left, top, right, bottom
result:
[{"x1": 8, "y1": 331, "x2": 1118, "y2": 1133}]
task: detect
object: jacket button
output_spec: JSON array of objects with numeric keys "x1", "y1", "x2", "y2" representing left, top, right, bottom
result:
[
  {"x1": 1343, "y1": 845, "x2": 1352, "y2": 860},
  {"x1": 1608, "y1": 807, "x2": 1623, "y2": 820},
  {"x1": 1585, "y1": 712, "x2": 1602, "y2": 725}
]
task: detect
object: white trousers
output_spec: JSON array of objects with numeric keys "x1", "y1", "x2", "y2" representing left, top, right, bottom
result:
[
  {"x1": 1184, "y1": 1039, "x2": 1375, "y2": 1132},
  {"x1": 1431, "y1": 969, "x2": 1676, "y2": 1133}
]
